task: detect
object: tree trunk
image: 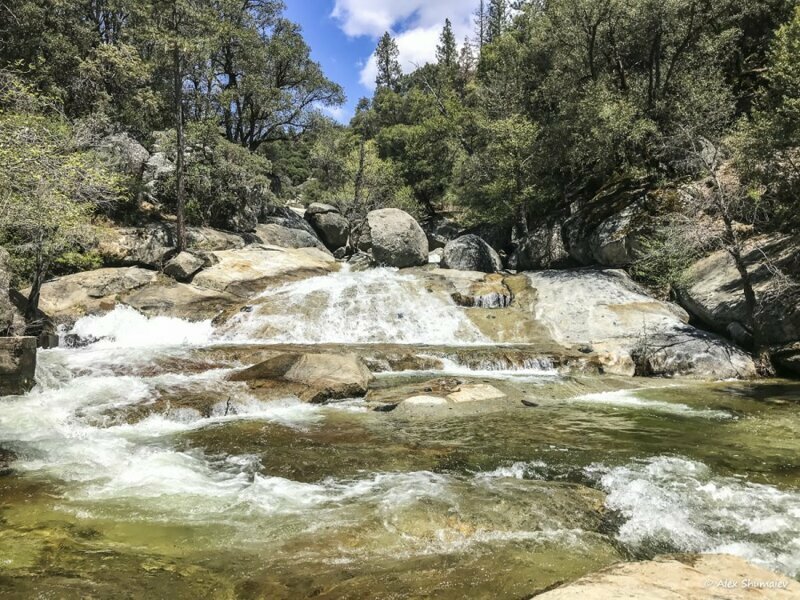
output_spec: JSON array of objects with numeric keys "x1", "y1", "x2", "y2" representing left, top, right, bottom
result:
[
  {"x1": 173, "y1": 39, "x2": 187, "y2": 252},
  {"x1": 354, "y1": 137, "x2": 366, "y2": 206},
  {"x1": 25, "y1": 267, "x2": 42, "y2": 324}
]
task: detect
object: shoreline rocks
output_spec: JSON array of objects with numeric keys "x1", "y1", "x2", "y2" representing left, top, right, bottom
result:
[
  {"x1": 532, "y1": 554, "x2": 795, "y2": 599},
  {"x1": 0, "y1": 337, "x2": 37, "y2": 397}
]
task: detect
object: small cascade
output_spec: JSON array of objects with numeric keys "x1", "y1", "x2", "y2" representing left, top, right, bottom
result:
[{"x1": 221, "y1": 267, "x2": 489, "y2": 345}]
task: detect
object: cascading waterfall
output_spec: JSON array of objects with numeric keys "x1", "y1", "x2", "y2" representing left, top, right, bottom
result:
[{"x1": 222, "y1": 266, "x2": 489, "y2": 345}]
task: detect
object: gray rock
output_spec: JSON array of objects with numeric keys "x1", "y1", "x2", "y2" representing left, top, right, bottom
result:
[
  {"x1": 526, "y1": 269, "x2": 755, "y2": 379},
  {"x1": 122, "y1": 277, "x2": 238, "y2": 320},
  {"x1": 561, "y1": 178, "x2": 652, "y2": 267},
  {"x1": 95, "y1": 225, "x2": 176, "y2": 269},
  {"x1": 0, "y1": 337, "x2": 37, "y2": 397},
  {"x1": 676, "y1": 234, "x2": 800, "y2": 374},
  {"x1": 304, "y1": 204, "x2": 349, "y2": 250},
  {"x1": 508, "y1": 224, "x2": 571, "y2": 271},
  {"x1": 0, "y1": 248, "x2": 24, "y2": 336},
  {"x1": 422, "y1": 217, "x2": 461, "y2": 249},
  {"x1": 192, "y1": 246, "x2": 337, "y2": 298},
  {"x1": 96, "y1": 133, "x2": 150, "y2": 178},
  {"x1": 442, "y1": 234, "x2": 503, "y2": 273},
  {"x1": 363, "y1": 209, "x2": 428, "y2": 268},
  {"x1": 261, "y1": 205, "x2": 319, "y2": 237},
  {"x1": 27, "y1": 267, "x2": 157, "y2": 323},
  {"x1": 163, "y1": 252, "x2": 205, "y2": 282},
  {"x1": 228, "y1": 352, "x2": 373, "y2": 403},
  {"x1": 253, "y1": 224, "x2": 328, "y2": 253}
]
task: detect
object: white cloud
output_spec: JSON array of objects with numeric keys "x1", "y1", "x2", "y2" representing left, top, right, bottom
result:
[
  {"x1": 332, "y1": 0, "x2": 480, "y2": 90},
  {"x1": 321, "y1": 104, "x2": 347, "y2": 123}
]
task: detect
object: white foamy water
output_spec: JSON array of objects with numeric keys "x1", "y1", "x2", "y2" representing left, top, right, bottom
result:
[
  {"x1": 67, "y1": 305, "x2": 215, "y2": 348},
  {"x1": 373, "y1": 356, "x2": 559, "y2": 380},
  {"x1": 587, "y1": 456, "x2": 800, "y2": 577},
  {"x1": 222, "y1": 267, "x2": 488, "y2": 345},
  {"x1": 572, "y1": 389, "x2": 734, "y2": 419}
]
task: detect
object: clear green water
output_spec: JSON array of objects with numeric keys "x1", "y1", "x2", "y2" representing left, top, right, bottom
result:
[{"x1": 1, "y1": 339, "x2": 799, "y2": 599}]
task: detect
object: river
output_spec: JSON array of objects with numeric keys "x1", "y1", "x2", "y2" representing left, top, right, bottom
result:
[{"x1": 0, "y1": 268, "x2": 799, "y2": 598}]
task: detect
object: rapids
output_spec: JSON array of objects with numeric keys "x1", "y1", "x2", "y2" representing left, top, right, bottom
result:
[{"x1": 0, "y1": 268, "x2": 799, "y2": 598}]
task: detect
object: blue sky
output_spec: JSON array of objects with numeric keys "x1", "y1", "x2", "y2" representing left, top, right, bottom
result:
[{"x1": 284, "y1": 0, "x2": 480, "y2": 123}]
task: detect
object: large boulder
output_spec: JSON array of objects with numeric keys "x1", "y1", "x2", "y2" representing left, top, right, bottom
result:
[
  {"x1": 508, "y1": 223, "x2": 572, "y2": 271},
  {"x1": 441, "y1": 234, "x2": 503, "y2": 273},
  {"x1": 96, "y1": 133, "x2": 150, "y2": 178},
  {"x1": 253, "y1": 224, "x2": 328, "y2": 253},
  {"x1": 0, "y1": 337, "x2": 37, "y2": 397},
  {"x1": 534, "y1": 554, "x2": 795, "y2": 600},
  {"x1": 527, "y1": 269, "x2": 756, "y2": 378},
  {"x1": 96, "y1": 226, "x2": 246, "y2": 270},
  {"x1": 29, "y1": 267, "x2": 157, "y2": 322},
  {"x1": 562, "y1": 178, "x2": 655, "y2": 267},
  {"x1": 228, "y1": 352, "x2": 373, "y2": 403},
  {"x1": 675, "y1": 234, "x2": 800, "y2": 374},
  {"x1": 304, "y1": 203, "x2": 350, "y2": 250},
  {"x1": 361, "y1": 208, "x2": 428, "y2": 268},
  {"x1": 0, "y1": 248, "x2": 24, "y2": 336},
  {"x1": 192, "y1": 245, "x2": 337, "y2": 298}
]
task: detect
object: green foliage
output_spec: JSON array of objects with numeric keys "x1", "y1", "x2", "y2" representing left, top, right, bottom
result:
[
  {"x1": 156, "y1": 121, "x2": 274, "y2": 228},
  {"x1": 733, "y1": 5, "x2": 800, "y2": 230},
  {"x1": 305, "y1": 125, "x2": 418, "y2": 223},
  {"x1": 0, "y1": 70, "x2": 121, "y2": 308},
  {"x1": 375, "y1": 32, "x2": 403, "y2": 92}
]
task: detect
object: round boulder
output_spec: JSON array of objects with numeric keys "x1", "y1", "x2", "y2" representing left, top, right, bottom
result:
[
  {"x1": 363, "y1": 208, "x2": 428, "y2": 268},
  {"x1": 441, "y1": 234, "x2": 503, "y2": 273},
  {"x1": 304, "y1": 203, "x2": 350, "y2": 250}
]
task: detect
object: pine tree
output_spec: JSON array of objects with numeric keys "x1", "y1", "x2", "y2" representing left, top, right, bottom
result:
[
  {"x1": 474, "y1": 0, "x2": 488, "y2": 49},
  {"x1": 487, "y1": 0, "x2": 508, "y2": 44},
  {"x1": 436, "y1": 19, "x2": 457, "y2": 68},
  {"x1": 374, "y1": 32, "x2": 402, "y2": 92}
]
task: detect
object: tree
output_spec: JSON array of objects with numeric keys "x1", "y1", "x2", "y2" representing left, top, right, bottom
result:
[
  {"x1": 436, "y1": 19, "x2": 458, "y2": 69},
  {"x1": 474, "y1": 0, "x2": 488, "y2": 49},
  {"x1": 0, "y1": 72, "x2": 120, "y2": 322},
  {"x1": 734, "y1": 5, "x2": 800, "y2": 229},
  {"x1": 486, "y1": 0, "x2": 509, "y2": 44},
  {"x1": 375, "y1": 32, "x2": 402, "y2": 92}
]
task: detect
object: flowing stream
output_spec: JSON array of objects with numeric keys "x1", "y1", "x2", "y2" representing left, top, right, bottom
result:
[{"x1": 1, "y1": 268, "x2": 799, "y2": 598}]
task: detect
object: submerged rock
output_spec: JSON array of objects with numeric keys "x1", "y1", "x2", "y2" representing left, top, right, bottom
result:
[
  {"x1": 0, "y1": 337, "x2": 36, "y2": 397},
  {"x1": 228, "y1": 352, "x2": 373, "y2": 403},
  {"x1": 441, "y1": 234, "x2": 503, "y2": 273},
  {"x1": 362, "y1": 208, "x2": 428, "y2": 268},
  {"x1": 533, "y1": 554, "x2": 796, "y2": 599}
]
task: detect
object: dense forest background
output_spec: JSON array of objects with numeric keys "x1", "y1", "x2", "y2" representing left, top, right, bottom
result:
[{"x1": 1, "y1": 0, "x2": 798, "y2": 297}]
